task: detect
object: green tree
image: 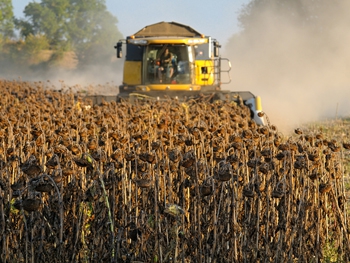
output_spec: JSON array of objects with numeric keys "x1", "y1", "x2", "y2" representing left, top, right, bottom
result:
[
  {"x1": 0, "y1": 0, "x2": 14, "y2": 39},
  {"x1": 66, "y1": 0, "x2": 122, "y2": 64},
  {"x1": 21, "y1": 0, "x2": 70, "y2": 48},
  {"x1": 19, "y1": 0, "x2": 122, "y2": 66},
  {"x1": 23, "y1": 34, "x2": 50, "y2": 56}
]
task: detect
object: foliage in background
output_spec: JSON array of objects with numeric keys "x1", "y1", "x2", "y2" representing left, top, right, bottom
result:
[
  {"x1": 0, "y1": 0, "x2": 122, "y2": 74},
  {"x1": 66, "y1": 0, "x2": 121, "y2": 65},
  {"x1": 23, "y1": 34, "x2": 50, "y2": 57},
  {"x1": 0, "y1": 0, "x2": 14, "y2": 40}
]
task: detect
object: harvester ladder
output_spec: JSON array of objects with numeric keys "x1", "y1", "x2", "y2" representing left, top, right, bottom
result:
[{"x1": 215, "y1": 57, "x2": 232, "y2": 87}]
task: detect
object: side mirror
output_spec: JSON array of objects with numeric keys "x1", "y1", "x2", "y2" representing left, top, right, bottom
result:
[
  {"x1": 213, "y1": 41, "x2": 220, "y2": 57},
  {"x1": 114, "y1": 42, "x2": 122, "y2": 58}
]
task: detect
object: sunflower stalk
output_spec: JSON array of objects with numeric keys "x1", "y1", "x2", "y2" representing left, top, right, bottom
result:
[{"x1": 87, "y1": 154, "x2": 115, "y2": 261}]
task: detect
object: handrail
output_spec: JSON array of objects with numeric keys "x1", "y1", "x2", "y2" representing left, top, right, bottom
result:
[{"x1": 216, "y1": 57, "x2": 232, "y2": 86}]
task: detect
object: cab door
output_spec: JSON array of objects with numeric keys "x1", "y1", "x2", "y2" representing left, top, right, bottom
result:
[
  {"x1": 123, "y1": 44, "x2": 143, "y2": 85},
  {"x1": 194, "y1": 43, "x2": 215, "y2": 86}
]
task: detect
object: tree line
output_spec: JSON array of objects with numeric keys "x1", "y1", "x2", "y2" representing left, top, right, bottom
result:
[{"x1": 0, "y1": 0, "x2": 122, "y2": 74}]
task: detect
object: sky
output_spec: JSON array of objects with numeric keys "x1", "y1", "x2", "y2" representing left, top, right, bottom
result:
[{"x1": 12, "y1": 0, "x2": 250, "y2": 47}]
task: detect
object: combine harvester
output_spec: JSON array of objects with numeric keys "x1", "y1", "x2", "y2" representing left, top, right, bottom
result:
[{"x1": 87, "y1": 21, "x2": 265, "y2": 125}]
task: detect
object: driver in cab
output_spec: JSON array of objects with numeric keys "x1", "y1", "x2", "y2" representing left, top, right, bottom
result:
[{"x1": 158, "y1": 48, "x2": 174, "y2": 83}]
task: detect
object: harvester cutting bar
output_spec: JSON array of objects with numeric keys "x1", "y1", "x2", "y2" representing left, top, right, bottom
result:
[{"x1": 82, "y1": 90, "x2": 266, "y2": 125}]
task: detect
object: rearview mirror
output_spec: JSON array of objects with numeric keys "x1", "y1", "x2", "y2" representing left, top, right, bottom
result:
[
  {"x1": 213, "y1": 41, "x2": 220, "y2": 57},
  {"x1": 115, "y1": 42, "x2": 122, "y2": 58}
]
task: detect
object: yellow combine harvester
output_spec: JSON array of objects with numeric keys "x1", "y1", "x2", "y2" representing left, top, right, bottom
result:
[{"x1": 92, "y1": 21, "x2": 265, "y2": 125}]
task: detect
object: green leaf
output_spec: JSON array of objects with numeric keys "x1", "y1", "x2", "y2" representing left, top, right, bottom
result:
[{"x1": 0, "y1": 0, "x2": 14, "y2": 38}]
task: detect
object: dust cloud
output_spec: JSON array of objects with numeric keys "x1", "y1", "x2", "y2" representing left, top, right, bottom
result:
[
  {"x1": 223, "y1": 1, "x2": 350, "y2": 132},
  {"x1": 0, "y1": 51, "x2": 124, "y2": 95}
]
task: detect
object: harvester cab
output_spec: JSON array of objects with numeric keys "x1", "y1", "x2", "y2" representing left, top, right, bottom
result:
[{"x1": 112, "y1": 21, "x2": 265, "y2": 125}]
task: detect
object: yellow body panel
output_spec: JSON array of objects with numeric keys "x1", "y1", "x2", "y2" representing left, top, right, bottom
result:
[
  {"x1": 194, "y1": 60, "x2": 215, "y2": 86},
  {"x1": 124, "y1": 61, "x2": 141, "y2": 85}
]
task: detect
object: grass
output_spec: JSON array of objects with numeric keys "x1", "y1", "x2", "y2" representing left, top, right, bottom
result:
[{"x1": 323, "y1": 240, "x2": 342, "y2": 263}]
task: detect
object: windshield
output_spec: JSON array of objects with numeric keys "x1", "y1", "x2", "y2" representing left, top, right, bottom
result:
[{"x1": 144, "y1": 45, "x2": 194, "y2": 84}]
